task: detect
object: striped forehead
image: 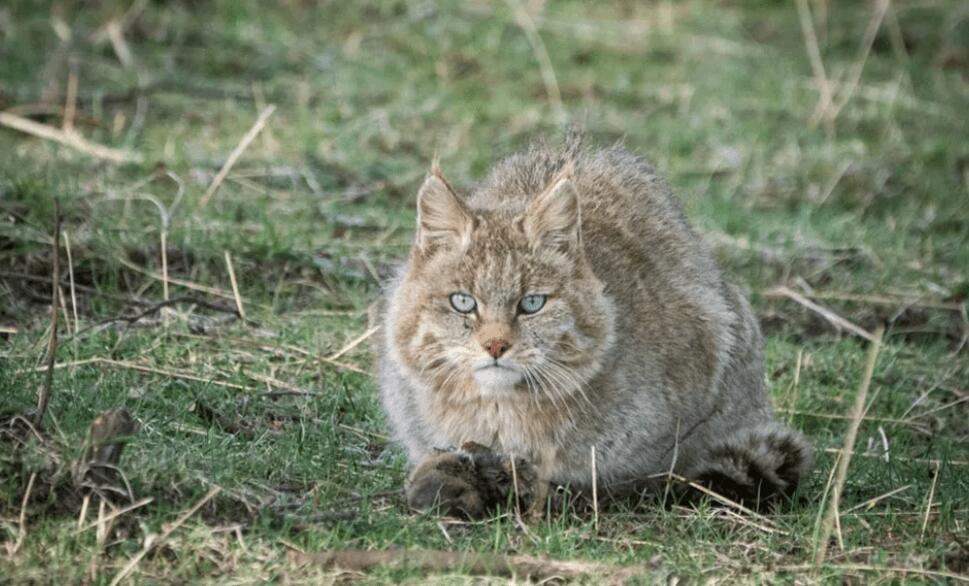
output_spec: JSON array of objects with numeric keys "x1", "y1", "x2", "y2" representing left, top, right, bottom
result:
[{"x1": 464, "y1": 219, "x2": 526, "y2": 307}]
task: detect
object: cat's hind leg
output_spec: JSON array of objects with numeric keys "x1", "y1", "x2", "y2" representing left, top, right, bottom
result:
[{"x1": 684, "y1": 422, "x2": 814, "y2": 508}]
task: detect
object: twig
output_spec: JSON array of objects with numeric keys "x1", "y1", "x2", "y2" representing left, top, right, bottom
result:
[
  {"x1": 34, "y1": 200, "x2": 61, "y2": 427},
  {"x1": 814, "y1": 326, "x2": 884, "y2": 568},
  {"x1": 292, "y1": 549, "x2": 645, "y2": 582},
  {"x1": 504, "y1": 0, "x2": 565, "y2": 123},
  {"x1": 199, "y1": 105, "x2": 276, "y2": 207},
  {"x1": 109, "y1": 486, "x2": 221, "y2": 586},
  {"x1": 0, "y1": 111, "x2": 141, "y2": 163},
  {"x1": 919, "y1": 461, "x2": 939, "y2": 542},
  {"x1": 224, "y1": 251, "x2": 246, "y2": 320},
  {"x1": 764, "y1": 286, "x2": 878, "y2": 343}
]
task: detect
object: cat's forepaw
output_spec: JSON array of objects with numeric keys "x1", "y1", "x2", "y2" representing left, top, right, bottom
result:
[
  {"x1": 685, "y1": 422, "x2": 814, "y2": 508},
  {"x1": 405, "y1": 442, "x2": 541, "y2": 518}
]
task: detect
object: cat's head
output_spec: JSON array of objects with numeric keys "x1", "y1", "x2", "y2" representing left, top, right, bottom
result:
[{"x1": 390, "y1": 166, "x2": 615, "y2": 402}]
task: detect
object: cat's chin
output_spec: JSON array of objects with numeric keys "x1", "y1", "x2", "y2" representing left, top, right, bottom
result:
[{"x1": 471, "y1": 365, "x2": 525, "y2": 396}]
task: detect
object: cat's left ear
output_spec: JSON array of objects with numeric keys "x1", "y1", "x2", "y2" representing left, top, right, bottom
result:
[
  {"x1": 523, "y1": 172, "x2": 581, "y2": 252},
  {"x1": 416, "y1": 167, "x2": 473, "y2": 251}
]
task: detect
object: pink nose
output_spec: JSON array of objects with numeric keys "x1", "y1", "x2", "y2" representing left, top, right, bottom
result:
[{"x1": 484, "y1": 338, "x2": 511, "y2": 359}]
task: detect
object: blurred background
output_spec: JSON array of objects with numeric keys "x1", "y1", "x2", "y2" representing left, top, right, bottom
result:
[{"x1": 1, "y1": 1, "x2": 968, "y2": 582}]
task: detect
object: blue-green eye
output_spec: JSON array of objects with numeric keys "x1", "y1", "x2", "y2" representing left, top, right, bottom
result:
[
  {"x1": 449, "y1": 292, "x2": 477, "y2": 314},
  {"x1": 518, "y1": 294, "x2": 547, "y2": 315}
]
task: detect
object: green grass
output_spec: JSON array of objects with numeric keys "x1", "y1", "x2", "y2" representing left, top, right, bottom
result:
[{"x1": 1, "y1": 0, "x2": 968, "y2": 582}]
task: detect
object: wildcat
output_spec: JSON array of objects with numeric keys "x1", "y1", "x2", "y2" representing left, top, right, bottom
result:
[{"x1": 376, "y1": 136, "x2": 813, "y2": 516}]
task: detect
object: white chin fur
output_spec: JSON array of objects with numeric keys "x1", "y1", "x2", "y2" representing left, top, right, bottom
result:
[{"x1": 472, "y1": 366, "x2": 524, "y2": 393}]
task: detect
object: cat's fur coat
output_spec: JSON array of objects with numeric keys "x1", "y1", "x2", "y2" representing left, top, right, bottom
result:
[{"x1": 377, "y1": 137, "x2": 812, "y2": 515}]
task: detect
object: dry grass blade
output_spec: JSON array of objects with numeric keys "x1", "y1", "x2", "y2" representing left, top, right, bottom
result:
[
  {"x1": 10, "y1": 472, "x2": 37, "y2": 555},
  {"x1": 109, "y1": 486, "x2": 222, "y2": 586},
  {"x1": 75, "y1": 498, "x2": 153, "y2": 534},
  {"x1": 794, "y1": 0, "x2": 833, "y2": 132},
  {"x1": 0, "y1": 111, "x2": 142, "y2": 163},
  {"x1": 327, "y1": 325, "x2": 379, "y2": 361},
  {"x1": 224, "y1": 251, "x2": 246, "y2": 320},
  {"x1": 591, "y1": 444, "x2": 599, "y2": 533},
  {"x1": 826, "y1": 0, "x2": 891, "y2": 121},
  {"x1": 842, "y1": 484, "x2": 911, "y2": 514},
  {"x1": 814, "y1": 326, "x2": 884, "y2": 568},
  {"x1": 919, "y1": 462, "x2": 939, "y2": 542},
  {"x1": 781, "y1": 563, "x2": 969, "y2": 583},
  {"x1": 504, "y1": 0, "x2": 565, "y2": 123},
  {"x1": 34, "y1": 200, "x2": 61, "y2": 427},
  {"x1": 665, "y1": 473, "x2": 783, "y2": 532},
  {"x1": 199, "y1": 105, "x2": 277, "y2": 207}
]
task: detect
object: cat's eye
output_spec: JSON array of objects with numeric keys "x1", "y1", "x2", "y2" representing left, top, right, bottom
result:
[
  {"x1": 518, "y1": 294, "x2": 547, "y2": 315},
  {"x1": 449, "y1": 292, "x2": 477, "y2": 314}
]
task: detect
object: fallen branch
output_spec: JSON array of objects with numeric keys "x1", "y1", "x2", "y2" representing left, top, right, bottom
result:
[
  {"x1": 0, "y1": 111, "x2": 142, "y2": 164},
  {"x1": 292, "y1": 549, "x2": 646, "y2": 583}
]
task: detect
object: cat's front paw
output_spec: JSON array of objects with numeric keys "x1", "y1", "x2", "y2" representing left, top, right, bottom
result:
[
  {"x1": 405, "y1": 448, "x2": 487, "y2": 518},
  {"x1": 405, "y1": 443, "x2": 541, "y2": 518}
]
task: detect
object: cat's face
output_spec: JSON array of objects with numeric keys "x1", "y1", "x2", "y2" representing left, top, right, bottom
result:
[{"x1": 391, "y1": 170, "x2": 615, "y2": 402}]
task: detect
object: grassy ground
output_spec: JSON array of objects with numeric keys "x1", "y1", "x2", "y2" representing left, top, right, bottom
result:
[{"x1": 1, "y1": 0, "x2": 968, "y2": 583}]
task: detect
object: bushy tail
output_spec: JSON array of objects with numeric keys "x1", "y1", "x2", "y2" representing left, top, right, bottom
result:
[{"x1": 685, "y1": 422, "x2": 814, "y2": 508}]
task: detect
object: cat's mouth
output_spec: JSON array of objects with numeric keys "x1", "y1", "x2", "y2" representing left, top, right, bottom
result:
[{"x1": 470, "y1": 360, "x2": 524, "y2": 393}]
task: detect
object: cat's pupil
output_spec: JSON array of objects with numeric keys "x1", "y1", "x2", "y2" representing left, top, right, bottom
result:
[
  {"x1": 519, "y1": 294, "x2": 546, "y2": 314},
  {"x1": 449, "y1": 293, "x2": 476, "y2": 314}
]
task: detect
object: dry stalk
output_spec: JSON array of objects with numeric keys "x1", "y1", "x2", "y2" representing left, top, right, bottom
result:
[
  {"x1": 813, "y1": 326, "x2": 884, "y2": 568},
  {"x1": 199, "y1": 105, "x2": 276, "y2": 207}
]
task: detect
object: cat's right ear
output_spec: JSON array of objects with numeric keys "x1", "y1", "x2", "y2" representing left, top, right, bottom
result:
[{"x1": 416, "y1": 170, "x2": 473, "y2": 251}]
